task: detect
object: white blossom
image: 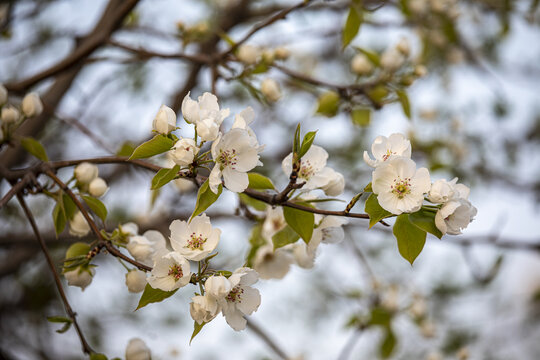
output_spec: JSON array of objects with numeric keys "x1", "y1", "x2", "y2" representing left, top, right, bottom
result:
[
  {"x1": 64, "y1": 267, "x2": 94, "y2": 290},
  {"x1": 372, "y1": 157, "x2": 431, "y2": 215},
  {"x1": 169, "y1": 214, "x2": 221, "y2": 261},
  {"x1": 21, "y1": 92, "x2": 43, "y2": 117},
  {"x1": 74, "y1": 162, "x2": 99, "y2": 184},
  {"x1": 380, "y1": 47, "x2": 405, "y2": 71},
  {"x1": 88, "y1": 177, "x2": 108, "y2": 197},
  {"x1": 219, "y1": 268, "x2": 261, "y2": 331},
  {"x1": 190, "y1": 295, "x2": 219, "y2": 324},
  {"x1": 253, "y1": 245, "x2": 293, "y2": 279},
  {"x1": 209, "y1": 128, "x2": 262, "y2": 193},
  {"x1": 120, "y1": 222, "x2": 139, "y2": 237},
  {"x1": 1, "y1": 105, "x2": 20, "y2": 124},
  {"x1": 317, "y1": 167, "x2": 345, "y2": 196},
  {"x1": 126, "y1": 230, "x2": 167, "y2": 267},
  {"x1": 125, "y1": 338, "x2": 151, "y2": 360},
  {"x1": 435, "y1": 198, "x2": 477, "y2": 235},
  {"x1": 261, "y1": 78, "x2": 282, "y2": 102},
  {"x1": 262, "y1": 206, "x2": 286, "y2": 240},
  {"x1": 396, "y1": 37, "x2": 411, "y2": 56},
  {"x1": 274, "y1": 47, "x2": 290, "y2": 60},
  {"x1": 237, "y1": 44, "x2": 259, "y2": 64},
  {"x1": 414, "y1": 64, "x2": 428, "y2": 77},
  {"x1": 351, "y1": 53, "x2": 373, "y2": 75},
  {"x1": 69, "y1": 211, "x2": 91, "y2": 237},
  {"x1": 147, "y1": 251, "x2": 191, "y2": 291},
  {"x1": 363, "y1": 133, "x2": 412, "y2": 168},
  {"x1": 182, "y1": 92, "x2": 230, "y2": 142},
  {"x1": 0, "y1": 83, "x2": 7, "y2": 105},
  {"x1": 205, "y1": 275, "x2": 233, "y2": 299},
  {"x1": 152, "y1": 104, "x2": 177, "y2": 135},
  {"x1": 170, "y1": 138, "x2": 199, "y2": 166},
  {"x1": 125, "y1": 270, "x2": 147, "y2": 293}
]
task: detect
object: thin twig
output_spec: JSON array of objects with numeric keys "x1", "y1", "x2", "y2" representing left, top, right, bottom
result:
[
  {"x1": 336, "y1": 326, "x2": 365, "y2": 360},
  {"x1": 246, "y1": 318, "x2": 290, "y2": 360},
  {"x1": 16, "y1": 194, "x2": 94, "y2": 355}
]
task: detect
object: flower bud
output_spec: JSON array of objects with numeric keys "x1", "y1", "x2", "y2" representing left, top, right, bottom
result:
[
  {"x1": 69, "y1": 211, "x2": 91, "y2": 237},
  {"x1": 170, "y1": 138, "x2": 199, "y2": 166},
  {"x1": 152, "y1": 105, "x2": 177, "y2": 135},
  {"x1": 125, "y1": 270, "x2": 147, "y2": 293},
  {"x1": 190, "y1": 295, "x2": 219, "y2": 324},
  {"x1": 205, "y1": 275, "x2": 232, "y2": 298},
  {"x1": 120, "y1": 222, "x2": 139, "y2": 237},
  {"x1": 351, "y1": 53, "x2": 373, "y2": 75},
  {"x1": 261, "y1": 78, "x2": 282, "y2": 102},
  {"x1": 274, "y1": 47, "x2": 290, "y2": 60},
  {"x1": 396, "y1": 37, "x2": 410, "y2": 56},
  {"x1": 0, "y1": 83, "x2": 7, "y2": 106},
  {"x1": 1, "y1": 105, "x2": 20, "y2": 124},
  {"x1": 74, "y1": 162, "x2": 99, "y2": 184},
  {"x1": 237, "y1": 44, "x2": 259, "y2": 65},
  {"x1": 380, "y1": 48, "x2": 404, "y2": 72},
  {"x1": 64, "y1": 267, "x2": 95, "y2": 290},
  {"x1": 21, "y1": 92, "x2": 43, "y2": 117},
  {"x1": 414, "y1": 64, "x2": 428, "y2": 77},
  {"x1": 126, "y1": 236, "x2": 153, "y2": 265},
  {"x1": 88, "y1": 177, "x2": 108, "y2": 197},
  {"x1": 125, "y1": 338, "x2": 151, "y2": 360}
]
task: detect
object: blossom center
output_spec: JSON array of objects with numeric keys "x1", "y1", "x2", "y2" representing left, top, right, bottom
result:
[
  {"x1": 390, "y1": 178, "x2": 411, "y2": 199},
  {"x1": 186, "y1": 232, "x2": 207, "y2": 250},
  {"x1": 382, "y1": 149, "x2": 396, "y2": 161},
  {"x1": 298, "y1": 160, "x2": 315, "y2": 180},
  {"x1": 168, "y1": 264, "x2": 184, "y2": 281},
  {"x1": 218, "y1": 149, "x2": 238, "y2": 169},
  {"x1": 226, "y1": 285, "x2": 244, "y2": 303}
]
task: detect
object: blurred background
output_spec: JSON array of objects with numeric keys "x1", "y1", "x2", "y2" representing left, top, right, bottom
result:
[{"x1": 1, "y1": 0, "x2": 540, "y2": 359}]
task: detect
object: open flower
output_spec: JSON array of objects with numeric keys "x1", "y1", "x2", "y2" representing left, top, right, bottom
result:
[
  {"x1": 169, "y1": 213, "x2": 221, "y2": 261},
  {"x1": 220, "y1": 267, "x2": 261, "y2": 331},
  {"x1": 253, "y1": 245, "x2": 293, "y2": 280},
  {"x1": 147, "y1": 252, "x2": 191, "y2": 291},
  {"x1": 126, "y1": 230, "x2": 167, "y2": 266},
  {"x1": 435, "y1": 199, "x2": 477, "y2": 235},
  {"x1": 190, "y1": 295, "x2": 220, "y2": 325},
  {"x1": 363, "y1": 133, "x2": 411, "y2": 168},
  {"x1": 209, "y1": 128, "x2": 262, "y2": 193},
  {"x1": 231, "y1": 107, "x2": 264, "y2": 153},
  {"x1": 372, "y1": 157, "x2": 431, "y2": 215},
  {"x1": 170, "y1": 138, "x2": 200, "y2": 166},
  {"x1": 181, "y1": 92, "x2": 230, "y2": 141}
]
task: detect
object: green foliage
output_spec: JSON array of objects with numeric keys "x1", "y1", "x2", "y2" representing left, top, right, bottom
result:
[
  {"x1": 351, "y1": 108, "x2": 371, "y2": 127},
  {"x1": 408, "y1": 208, "x2": 443, "y2": 239},
  {"x1": 299, "y1": 130, "x2": 317, "y2": 158},
  {"x1": 129, "y1": 134, "x2": 174, "y2": 160},
  {"x1": 364, "y1": 193, "x2": 392, "y2": 228},
  {"x1": 293, "y1": 123, "x2": 301, "y2": 155},
  {"x1": 52, "y1": 193, "x2": 78, "y2": 235},
  {"x1": 82, "y1": 195, "x2": 107, "y2": 222},
  {"x1": 272, "y1": 225, "x2": 300, "y2": 250},
  {"x1": 396, "y1": 89, "x2": 411, "y2": 119},
  {"x1": 355, "y1": 47, "x2": 381, "y2": 66},
  {"x1": 393, "y1": 214, "x2": 427, "y2": 265},
  {"x1": 342, "y1": 4, "x2": 363, "y2": 48},
  {"x1": 20, "y1": 137, "x2": 48, "y2": 161},
  {"x1": 116, "y1": 141, "x2": 136, "y2": 157},
  {"x1": 136, "y1": 284, "x2": 178, "y2": 310},
  {"x1": 239, "y1": 193, "x2": 267, "y2": 211},
  {"x1": 151, "y1": 165, "x2": 180, "y2": 190},
  {"x1": 316, "y1": 91, "x2": 340, "y2": 117},
  {"x1": 190, "y1": 320, "x2": 208, "y2": 344},
  {"x1": 380, "y1": 328, "x2": 397, "y2": 358},
  {"x1": 47, "y1": 316, "x2": 72, "y2": 334},
  {"x1": 89, "y1": 353, "x2": 108, "y2": 360},
  {"x1": 247, "y1": 173, "x2": 275, "y2": 190},
  {"x1": 190, "y1": 180, "x2": 222, "y2": 221},
  {"x1": 283, "y1": 204, "x2": 314, "y2": 243}
]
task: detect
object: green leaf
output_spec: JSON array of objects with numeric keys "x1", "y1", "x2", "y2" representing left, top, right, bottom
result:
[
  {"x1": 64, "y1": 242, "x2": 91, "y2": 270},
  {"x1": 239, "y1": 193, "x2": 267, "y2": 211},
  {"x1": 369, "y1": 307, "x2": 392, "y2": 327},
  {"x1": 248, "y1": 173, "x2": 276, "y2": 190},
  {"x1": 293, "y1": 123, "x2": 301, "y2": 155},
  {"x1": 408, "y1": 208, "x2": 443, "y2": 239},
  {"x1": 190, "y1": 321, "x2": 208, "y2": 345},
  {"x1": 56, "y1": 322, "x2": 72, "y2": 334},
  {"x1": 136, "y1": 283, "x2": 178, "y2": 310},
  {"x1": 283, "y1": 204, "x2": 314, "y2": 243},
  {"x1": 393, "y1": 214, "x2": 427, "y2": 265},
  {"x1": 89, "y1": 354, "x2": 108, "y2": 360},
  {"x1": 151, "y1": 165, "x2": 180, "y2": 190},
  {"x1": 364, "y1": 182, "x2": 373, "y2": 192},
  {"x1": 129, "y1": 134, "x2": 174, "y2": 160},
  {"x1": 364, "y1": 194, "x2": 392, "y2": 228},
  {"x1": 367, "y1": 85, "x2": 389, "y2": 104},
  {"x1": 396, "y1": 89, "x2": 411, "y2": 119},
  {"x1": 251, "y1": 62, "x2": 269, "y2": 74},
  {"x1": 356, "y1": 48, "x2": 381, "y2": 66},
  {"x1": 190, "y1": 180, "x2": 222, "y2": 221},
  {"x1": 342, "y1": 6, "x2": 363, "y2": 48},
  {"x1": 272, "y1": 225, "x2": 300, "y2": 250},
  {"x1": 82, "y1": 195, "x2": 107, "y2": 222},
  {"x1": 47, "y1": 316, "x2": 72, "y2": 324},
  {"x1": 316, "y1": 91, "x2": 340, "y2": 117},
  {"x1": 380, "y1": 328, "x2": 397, "y2": 358},
  {"x1": 62, "y1": 194, "x2": 78, "y2": 220},
  {"x1": 299, "y1": 131, "x2": 317, "y2": 158},
  {"x1": 351, "y1": 108, "x2": 371, "y2": 127},
  {"x1": 20, "y1": 137, "x2": 48, "y2": 161},
  {"x1": 246, "y1": 224, "x2": 266, "y2": 266},
  {"x1": 116, "y1": 141, "x2": 136, "y2": 157},
  {"x1": 52, "y1": 202, "x2": 66, "y2": 235}
]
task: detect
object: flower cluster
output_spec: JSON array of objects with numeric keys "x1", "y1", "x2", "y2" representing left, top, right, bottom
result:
[
  {"x1": 0, "y1": 84, "x2": 43, "y2": 142},
  {"x1": 364, "y1": 133, "x2": 476, "y2": 235}
]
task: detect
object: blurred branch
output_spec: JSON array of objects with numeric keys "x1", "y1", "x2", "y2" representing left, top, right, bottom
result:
[
  {"x1": 107, "y1": 39, "x2": 211, "y2": 64},
  {"x1": 246, "y1": 318, "x2": 290, "y2": 360}
]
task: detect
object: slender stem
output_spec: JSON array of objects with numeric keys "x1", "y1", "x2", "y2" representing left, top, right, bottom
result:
[
  {"x1": 16, "y1": 194, "x2": 94, "y2": 355},
  {"x1": 336, "y1": 326, "x2": 365, "y2": 360}
]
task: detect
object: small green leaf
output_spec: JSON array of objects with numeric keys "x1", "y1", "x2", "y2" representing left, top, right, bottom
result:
[
  {"x1": 62, "y1": 194, "x2": 78, "y2": 220},
  {"x1": 248, "y1": 173, "x2": 276, "y2": 190},
  {"x1": 116, "y1": 141, "x2": 136, "y2": 157},
  {"x1": 408, "y1": 208, "x2": 443, "y2": 239},
  {"x1": 89, "y1": 353, "x2": 108, "y2": 360},
  {"x1": 393, "y1": 214, "x2": 427, "y2": 265},
  {"x1": 20, "y1": 137, "x2": 48, "y2": 161},
  {"x1": 239, "y1": 193, "x2": 267, "y2": 211},
  {"x1": 64, "y1": 242, "x2": 91, "y2": 270},
  {"x1": 380, "y1": 328, "x2": 397, "y2": 358},
  {"x1": 136, "y1": 284, "x2": 178, "y2": 310},
  {"x1": 364, "y1": 182, "x2": 373, "y2": 192},
  {"x1": 47, "y1": 316, "x2": 72, "y2": 324},
  {"x1": 364, "y1": 193, "x2": 392, "y2": 228},
  {"x1": 351, "y1": 108, "x2": 371, "y2": 127},
  {"x1": 272, "y1": 225, "x2": 300, "y2": 250},
  {"x1": 190, "y1": 321, "x2": 208, "y2": 344},
  {"x1": 299, "y1": 131, "x2": 317, "y2": 158},
  {"x1": 82, "y1": 195, "x2": 107, "y2": 222},
  {"x1": 396, "y1": 89, "x2": 411, "y2": 119},
  {"x1": 283, "y1": 204, "x2": 314, "y2": 243},
  {"x1": 357, "y1": 48, "x2": 381, "y2": 66},
  {"x1": 56, "y1": 322, "x2": 73, "y2": 334},
  {"x1": 251, "y1": 62, "x2": 269, "y2": 74},
  {"x1": 367, "y1": 85, "x2": 389, "y2": 104},
  {"x1": 190, "y1": 180, "x2": 222, "y2": 221},
  {"x1": 369, "y1": 307, "x2": 392, "y2": 327},
  {"x1": 316, "y1": 91, "x2": 340, "y2": 117},
  {"x1": 129, "y1": 135, "x2": 174, "y2": 160},
  {"x1": 342, "y1": 6, "x2": 363, "y2": 48},
  {"x1": 52, "y1": 202, "x2": 66, "y2": 235},
  {"x1": 293, "y1": 123, "x2": 301, "y2": 154},
  {"x1": 151, "y1": 165, "x2": 180, "y2": 190}
]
